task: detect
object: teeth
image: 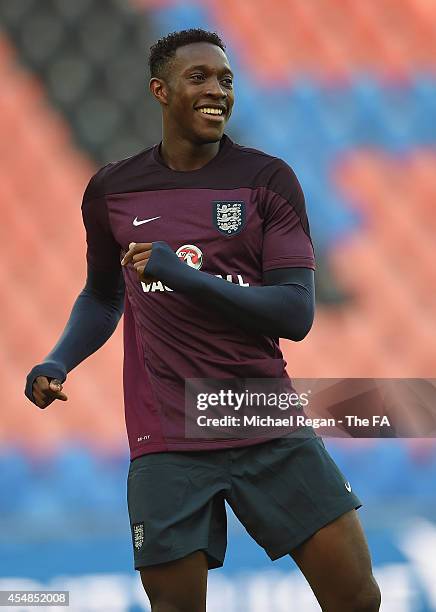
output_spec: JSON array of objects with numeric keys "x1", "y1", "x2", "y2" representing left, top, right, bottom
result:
[{"x1": 199, "y1": 107, "x2": 223, "y2": 115}]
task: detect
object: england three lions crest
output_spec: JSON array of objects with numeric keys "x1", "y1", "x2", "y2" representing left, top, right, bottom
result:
[{"x1": 213, "y1": 200, "x2": 245, "y2": 236}]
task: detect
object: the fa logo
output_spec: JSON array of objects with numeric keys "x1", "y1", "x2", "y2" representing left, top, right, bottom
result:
[
  {"x1": 213, "y1": 200, "x2": 245, "y2": 236},
  {"x1": 176, "y1": 244, "x2": 203, "y2": 269},
  {"x1": 133, "y1": 522, "x2": 145, "y2": 550}
]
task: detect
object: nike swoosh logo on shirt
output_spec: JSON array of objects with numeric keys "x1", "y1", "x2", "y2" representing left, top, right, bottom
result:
[{"x1": 133, "y1": 216, "x2": 161, "y2": 226}]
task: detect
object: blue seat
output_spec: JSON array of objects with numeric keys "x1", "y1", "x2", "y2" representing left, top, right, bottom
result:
[
  {"x1": 412, "y1": 76, "x2": 436, "y2": 144},
  {"x1": 0, "y1": 449, "x2": 32, "y2": 513},
  {"x1": 349, "y1": 76, "x2": 387, "y2": 146},
  {"x1": 151, "y1": 3, "x2": 210, "y2": 33},
  {"x1": 49, "y1": 447, "x2": 104, "y2": 510}
]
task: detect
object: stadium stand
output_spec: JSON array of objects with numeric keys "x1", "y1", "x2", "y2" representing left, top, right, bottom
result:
[
  {"x1": 1, "y1": 1, "x2": 436, "y2": 607},
  {"x1": 0, "y1": 0, "x2": 434, "y2": 450},
  {"x1": 0, "y1": 37, "x2": 125, "y2": 453},
  {"x1": 0, "y1": 0, "x2": 162, "y2": 166}
]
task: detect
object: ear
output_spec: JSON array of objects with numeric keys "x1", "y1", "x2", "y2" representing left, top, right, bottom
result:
[{"x1": 149, "y1": 77, "x2": 169, "y2": 106}]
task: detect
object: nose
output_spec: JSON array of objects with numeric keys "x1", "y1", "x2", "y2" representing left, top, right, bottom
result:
[{"x1": 205, "y1": 76, "x2": 227, "y2": 98}]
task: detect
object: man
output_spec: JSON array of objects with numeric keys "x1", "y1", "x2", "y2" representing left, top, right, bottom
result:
[{"x1": 25, "y1": 29, "x2": 380, "y2": 612}]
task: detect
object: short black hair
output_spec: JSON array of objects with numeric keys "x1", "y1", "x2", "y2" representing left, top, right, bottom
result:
[{"x1": 149, "y1": 28, "x2": 226, "y2": 80}]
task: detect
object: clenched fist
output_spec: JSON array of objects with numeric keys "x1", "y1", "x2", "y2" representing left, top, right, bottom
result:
[
  {"x1": 121, "y1": 242, "x2": 155, "y2": 283},
  {"x1": 32, "y1": 377, "x2": 68, "y2": 409}
]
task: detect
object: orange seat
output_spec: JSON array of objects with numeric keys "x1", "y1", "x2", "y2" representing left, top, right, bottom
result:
[{"x1": 210, "y1": 0, "x2": 436, "y2": 81}]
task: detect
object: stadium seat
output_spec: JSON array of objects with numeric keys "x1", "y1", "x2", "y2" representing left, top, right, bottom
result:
[{"x1": 1, "y1": 3, "x2": 435, "y2": 465}]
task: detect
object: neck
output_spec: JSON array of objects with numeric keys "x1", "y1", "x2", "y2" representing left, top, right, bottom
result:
[{"x1": 160, "y1": 129, "x2": 222, "y2": 171}]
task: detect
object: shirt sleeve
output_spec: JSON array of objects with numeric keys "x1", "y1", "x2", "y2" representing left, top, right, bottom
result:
[
  {"x1": 261, "y1": 159, "x2": 316, "y2": 273},
  {"x1": 145, "y1": 243, "x2": 314, "y2": 341},
  {"x1": 81, "y1": 168, "x2": 121, "y2": 272}
]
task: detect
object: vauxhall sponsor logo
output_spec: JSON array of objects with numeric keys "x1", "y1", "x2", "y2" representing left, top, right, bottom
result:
[
  {"x1": 141, "y1": 243, "x2": 250, "y2": 293},
  {"x1": 141, "y1": 273, "x2": 250, "y2": 293}
]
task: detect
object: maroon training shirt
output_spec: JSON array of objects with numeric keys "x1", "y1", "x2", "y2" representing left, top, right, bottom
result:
[{"x1": 81, "y1": 135, "x2": 316, "y2": 459}]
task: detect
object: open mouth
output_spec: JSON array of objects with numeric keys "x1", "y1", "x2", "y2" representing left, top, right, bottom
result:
[{"x1": 195, "y1": 106, "x2": 226, "y2": 121}]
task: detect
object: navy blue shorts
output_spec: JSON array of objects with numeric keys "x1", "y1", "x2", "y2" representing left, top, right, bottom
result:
[{"x1": 127, "y1": 427, "x2": 361, "y2": 569}]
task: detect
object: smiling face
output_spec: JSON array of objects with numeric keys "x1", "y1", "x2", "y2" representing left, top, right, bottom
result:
[{"x1": 150, "y1": 42, "x2": 234, "y2": 145}]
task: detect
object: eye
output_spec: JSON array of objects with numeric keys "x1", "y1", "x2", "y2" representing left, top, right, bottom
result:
[
  {"x1": 222, "y1": 78, "x2": 233, "y2": 87},
  {"x1": 190, "y1": 74, "x2": 205, "y2": 81}
]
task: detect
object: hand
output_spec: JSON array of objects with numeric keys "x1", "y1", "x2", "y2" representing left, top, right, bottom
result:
[
  {"x1": 32, "y1": 377, "x2": 68, "y2": 409},
  {"x1": 121, "y1": 242, "x2": 156, "y2": 283}
]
